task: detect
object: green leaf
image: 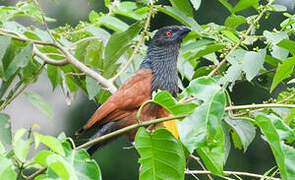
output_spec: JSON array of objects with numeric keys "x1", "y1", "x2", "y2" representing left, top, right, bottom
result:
[
  {"x1": 86, "y1": 76, "x2": 99, "y2": 100},
  {"x1": 169, "y1": 0, "x2": 193, "y2": 17},
  {"x1": 271, "y1": 4, "x2": 287, "y2": 12},
  {"x1": 242, "y1": 49, "x2": 266, "y2": 81},
  {"x1": 35, "y1": 150, "x2": 77, "y2": 180},
  {"x1": 268, "y1": 114, "x2": 295, "y2": 144},
  {"x1": 218, "y1": 0, "x2": 233, "y2": 13},
  {"x1": 13, "y1": 128, "x2": 30, "y2": 162},
  {"x1": 190, "y1": 0, "x2": 202, "y2": 11},
  {"x1": 73, "y1": 149, "x2": 102, "y2": 180},
  {"x1": 85, "y1": 27, "x2": 111, "y2": 40},
  {"x1": 0, "y1": 113, "x2": 12, "y2": 147},
  {"x1": 281, "y1": 143, "x2": 295, "y2": 179},
  {"x1": 24, "y1": 91, "x2": 53, "y2": 118},
  {"x1": 112, "y1": 2, "x2": 148, "y2": 20},
  {"x1": 47, "y1": 65, "x2": 61, "y2": 90},
  {"x1": 158, "y1": 6, "x2": 201, "y2": 31},
  {"x1": 191, "y1": 44, "x2": 226, "y2": 59},
  {"x1": 104, "y1": 21, "x2": 142, "y2": 77},
  {"x1": 255, "y1": 114, "x2": 292, "y2": 180},
  {"x1": 5, "y1": 43, "x2": 33, "y2": 79},
  {"x1": 277, "y1": 39, "x2": 295, "y2": 56},
  {"x1": 224, "y1": 117, "x2": 256, "y2": 152},
  {"x1": 135, "y1": 128, "x2": 186, "y2": 180},
  {"x1": 153, "y1": 91, "x2": 197, "y2": 115},
  {"x1": 34, "y1": 133, "x2": 65, "y2": 156},
  {"x1": 100, "y1": 15, "x2": 129, "y2": 32},
  {"x1": 221, "y1": 29, "x2": 239, "y2": 43},
  {"x1": 178, "y1": 77, "x2": 226, "y2": 175},
  {"x1": 271, "y1": 57, "x2": 295, "y2": 92},
  {"x1": 197, "y1": 126, "x2": 225, "y2": 175},
  {"x1": 232, "y1": 0, "x2": 259, "y2": 13},
  {"x1": 0, "y1": 37, "x2": 11, "y2": 77},
  {"x1": 153, "y1": 91, "x2": 176, "y2": 108},
  {"x1": 224, "y1": 15, "x2": 246, "y2": 28},
  {"x1": 0, "y1": 155, "x2": 17, "y2": 180}
]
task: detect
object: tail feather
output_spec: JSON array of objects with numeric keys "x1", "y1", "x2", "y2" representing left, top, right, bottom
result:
[{"x1": 86, "y1": 121, "x2": 119, "y2": 155}]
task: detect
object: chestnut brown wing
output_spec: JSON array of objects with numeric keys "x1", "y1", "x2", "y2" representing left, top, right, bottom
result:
[{"x1": 79, "y1": 69, "x2": 153, "y2": 133}]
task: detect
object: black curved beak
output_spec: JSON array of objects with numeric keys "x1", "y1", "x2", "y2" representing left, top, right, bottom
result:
[{"x1": 178, "y1": 26, "x2": 191, "y2": 38}]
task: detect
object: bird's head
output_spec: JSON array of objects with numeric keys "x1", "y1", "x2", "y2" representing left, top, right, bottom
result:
[{"x1": 151, "y1": 26, "x2": 191, "y2": 47}]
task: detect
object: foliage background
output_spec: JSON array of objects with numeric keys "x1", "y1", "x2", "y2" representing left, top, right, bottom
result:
[{"x1": 0, "y1": 0, "x2": 295, "y2": 180}]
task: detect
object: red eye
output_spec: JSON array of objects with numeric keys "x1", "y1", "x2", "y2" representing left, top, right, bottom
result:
[{"x1": 166, "y1": 31, "x2": 172, "y2": 37}]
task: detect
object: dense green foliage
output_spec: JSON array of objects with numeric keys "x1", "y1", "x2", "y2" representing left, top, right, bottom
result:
[{"x1": 0, "y1": 0, "x2": 295, "y2": 179}]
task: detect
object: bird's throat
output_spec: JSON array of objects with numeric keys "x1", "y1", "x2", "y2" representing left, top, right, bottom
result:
[{"x1": 140, "y1": 44, "x2": 180, "y2": 97}]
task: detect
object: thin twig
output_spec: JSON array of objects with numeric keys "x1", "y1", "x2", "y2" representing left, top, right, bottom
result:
[
  {"x1": 189, "y1": 155, "x2": 213, "y2": 180},
  {"x1": 110, "y1": 6, "x2": 153, "y2": 82},
  {"x1": 34, "y1": 46, "x2": 68, "y2": 66},
  {"x1": 56, "y1": 43, "x2": 117, "y2": 93},
  {"x1": 225, "y1": 103, "x2": 295, "y2": 111},
  {"x1": 0, "y1": 30, "x2": 55, "y2": 47},
  {"x1": 208, "y1": 1, "x2": 274, "y2": 77},
  {"x1": 27, "y1": 167, "x2": 47, "y2": 180},
  {"x1": 75, "y1": 114, "x2": 188, "y2": 150},
  {"x1": 33, "y1": 0, "x2": 56, "y2": 43},
  {"x1": 185, "y1": 170, "x2": 281, "y2": 180}
]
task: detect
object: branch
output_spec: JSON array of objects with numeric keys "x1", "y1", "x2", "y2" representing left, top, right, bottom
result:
[
  {"x1": 0, "y1": 29, "x2": 55, "y2": 47},
  {"x1": 208, "y1": 0, "x2": 274, "y2": 77},
  {"x1": 75, "y1": 114, "x2": 188, "y2": 150},
  {"x1": 56, "y1": 43, "x2": 117, "y2": 93},
  {"x1": 33, "y1": 46, "x2": 68, "y2": 66},
  {"x1": 185, "y1": 170, "x2": 281, "y2": 180},
  {"x1": 189, "y1": 155, "x2": 213, "y2": 180},
  {"x1": 27, "y1": 167, "x2": 47, "y2": 180},
  {"x1": 33, "y1": 0, "x2": 56, "y2": 43},
  {"x1": 225, "y1": 103, "x2": 295, "y2": 111},
  {"x1": 110, "y1": 6, "x2": 153, "y2": 82}
]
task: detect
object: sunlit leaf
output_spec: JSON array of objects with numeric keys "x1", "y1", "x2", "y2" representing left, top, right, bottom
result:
[
  {"x1": 178, "y1": 77, "x2": 226, "y2": 175},
  {"x1": 225, "y1": 15, "x2": 246, "y2": 28},
  {"x1": 100, "y1": 15, "x2": 129, "y2": 32},
  {"x1": 158, "y1": 6, "x2": 201, "y2": 31},
  {"x1": 34, "y1": 133, "x2": 65, "y2": 156},
  {"x1": 271, "y1": 57, "x2": 295, "y2": 92},
  {"x1": 0, "y1": 155, "x2": 17, "y2": 180},
  {"x1": 135, "y1": 128, "x2": 186, "y2": 180},
  {"x1": 232, "y1": 0, "x2": 259, "y2": 13},
  {"x1": 190, "y1": 0, "x2": 202, "y2": 11},
  {"x1": 13, "y1": 128, "x2": 30, "y2": 162},
  {"x1": 256, "y1": 114, "x2": 295, "y2": 180},
  {"x1": 169, "y1": 0, "x2": 193, "y2": 17}
]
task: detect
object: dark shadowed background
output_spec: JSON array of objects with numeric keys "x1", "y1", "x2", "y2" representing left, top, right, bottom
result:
[{"x1": 1, "y1": 0, "x2": 294, "y2": 179}]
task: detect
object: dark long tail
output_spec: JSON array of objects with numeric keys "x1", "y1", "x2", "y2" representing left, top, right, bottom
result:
[{"x1": 85, "y1": 121, "x2": 119, "y2": 155}]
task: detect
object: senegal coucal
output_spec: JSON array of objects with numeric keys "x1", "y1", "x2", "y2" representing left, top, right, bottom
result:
[{"x1": 76, "y1": 26, "x2": 191, "y2": 154}]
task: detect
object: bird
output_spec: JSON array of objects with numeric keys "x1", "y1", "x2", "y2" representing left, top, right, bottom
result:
[{"x1": 76, "y1": 26, "x2": 191, "y2": 155}]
